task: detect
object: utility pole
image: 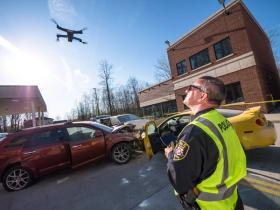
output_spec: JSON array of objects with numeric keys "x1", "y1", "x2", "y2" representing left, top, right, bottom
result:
[{"x1": 93, "y1": 88, "x2": 100, "y2": 116}]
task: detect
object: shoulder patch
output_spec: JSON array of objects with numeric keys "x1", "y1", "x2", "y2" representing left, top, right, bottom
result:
[{"x1": 173, "y1": 140, "x2": 190, "y2": 161}]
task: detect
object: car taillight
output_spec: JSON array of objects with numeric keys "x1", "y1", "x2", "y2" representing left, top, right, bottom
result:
[{"x1": 255, "y1": 119, "x2": 265, "y2": 126}]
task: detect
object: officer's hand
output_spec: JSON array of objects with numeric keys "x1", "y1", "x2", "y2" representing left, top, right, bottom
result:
[{"x1": 164, "y1": 144, "x2": 174, "y2": 158}]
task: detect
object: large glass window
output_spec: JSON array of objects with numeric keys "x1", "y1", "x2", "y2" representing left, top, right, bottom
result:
[
  {"x1": 214, "y1": 37, "x2": 233, "y2": 60},
  {"x1": 190, "y1": 48, "x2": 210, "y2": 70},
  {"x1": 225, "y1": 82, "x2": 244, "y2": 104},
  {"x1": 176, "y1": 60, "x2": 187, "y2": 76}
]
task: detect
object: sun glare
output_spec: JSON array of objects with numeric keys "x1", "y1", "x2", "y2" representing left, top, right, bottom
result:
[{"x1": 5, "y1": 51, "x2": 50, "y2": 85}]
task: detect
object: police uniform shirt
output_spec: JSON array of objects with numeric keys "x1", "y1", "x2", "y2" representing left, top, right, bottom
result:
[{"x1": 167, "y1": 108, "x2": 219, "y2": 195}]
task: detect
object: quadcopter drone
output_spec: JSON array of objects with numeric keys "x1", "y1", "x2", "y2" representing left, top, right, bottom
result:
[{"x1": 51, "y1": 19, "x2": 88, "y2": 44}]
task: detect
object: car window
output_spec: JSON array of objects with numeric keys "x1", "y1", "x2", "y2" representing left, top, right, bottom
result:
[
  {"x1": 178, "y1": 115, "x2": 191, "y2": 124},
  {"x1": 5, "y1": 136, "x2": 27, "y2": 148},
  {"x1": 91, "y1": 122, "x2": 113, "y2": 133},
  {"x1": 147, "y1": 123, "x2": 157, "y2": 135},
  {"x1": 110, "y1": 117, "x2": 119, "y2": 125},
  {"x1": 166, "y1": 118, "x2": 178, "y2": 126},
  {"x1": 24, "y1": 129, "x2": 64, "y2": 148},
  {"x1": 67, "y1": 126, "x2": 96, "y2": 142},
  {"x1": 117, "y1": 114, "x2": 139, "y2": 122},
  {"x1": 99, "y1": 118, "x2": 112, "y2": 126}
]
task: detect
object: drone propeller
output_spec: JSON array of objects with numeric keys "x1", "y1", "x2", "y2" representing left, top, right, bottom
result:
[
  {"x1": 50, "y1": 18, "x2": 58, "y2": 26},
  {"x1": 81, "y1": 27, "x2": 88, "y2": 31}
]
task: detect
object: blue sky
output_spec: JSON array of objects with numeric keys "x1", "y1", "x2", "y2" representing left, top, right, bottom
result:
[{"x1": 0, "y1": 0, "x2": 279, "y2": 119}]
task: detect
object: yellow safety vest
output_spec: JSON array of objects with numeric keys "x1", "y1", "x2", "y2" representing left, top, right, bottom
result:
[{"x1": 189, "y1": 109, "x2": 247, "y2": 210}]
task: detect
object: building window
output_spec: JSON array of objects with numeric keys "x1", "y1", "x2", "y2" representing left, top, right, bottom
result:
[
  {"x1": 190, "y1": 48, "x2": 210, "y2": 70},
  {"x1": 142, "y1": 100, "x2": 177, "y2": 117},
  {"x1": 214, "y1": 37, "x2": 233, "y2": 60},
  {"x1": 176, "y1": 60, "x2": 187, "y2": 76},
  {"x1": 225, "y1": 82, "x2": 244, "y2": 104}
]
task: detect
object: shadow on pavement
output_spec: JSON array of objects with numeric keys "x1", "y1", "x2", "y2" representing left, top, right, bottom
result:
[{"x1": 245, "y1": 146, "x2": 280, "y2": 174}]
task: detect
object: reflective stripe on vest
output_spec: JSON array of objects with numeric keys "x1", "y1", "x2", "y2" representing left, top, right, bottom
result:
[{"x1": 195, "y1": 117, "x2": 235, "y2": 201}]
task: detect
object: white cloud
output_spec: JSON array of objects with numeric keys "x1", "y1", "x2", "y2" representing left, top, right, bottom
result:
[{"x1": 48, "y1": 0, "x2": 77, "y2": 23}]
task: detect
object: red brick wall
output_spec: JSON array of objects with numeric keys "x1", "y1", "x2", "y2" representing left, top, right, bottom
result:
[
  {"x1": 241, "y1": 7, "x2": 280, "y2": 101},
  {"x1": 140, "y1": 1, "x2": 280, "y2": 113},
  {"x1": 168, "y1": 3, "x2": 252, "y2": 80}
]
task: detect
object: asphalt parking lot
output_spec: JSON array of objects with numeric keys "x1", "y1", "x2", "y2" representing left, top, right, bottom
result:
[{"x1": 0, "y1": 123, "x2": 279, "y2": 210}]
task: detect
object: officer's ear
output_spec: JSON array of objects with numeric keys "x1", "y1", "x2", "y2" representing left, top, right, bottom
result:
[{"x1": 200, "y1": 92, "x2": 208, "y2": 102}]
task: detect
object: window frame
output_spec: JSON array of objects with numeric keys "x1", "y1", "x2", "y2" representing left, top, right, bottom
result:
[
  {"x1": 66, "y1": 126, "x2": 97, "y2": 142},
  {"x1": 214, "y1": 37, "x2": 233, "y2": 60},
  {"x1": 176, "y1": 59, "x2": 187, "y2": 76},
  {"x1": 189, "y1": 48, "x2": 210, "y2": 70},
  {"x1": 225, "y1": 82, "x2": 244, "y2": 104}
]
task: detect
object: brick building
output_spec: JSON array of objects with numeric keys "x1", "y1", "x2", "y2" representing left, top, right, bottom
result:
[
  {"x1": 139, "y1": 0, "x2": 280, "y2": 115},
  {"x1": 139, "y1": 79, "x2": 177, "y2": 117}
]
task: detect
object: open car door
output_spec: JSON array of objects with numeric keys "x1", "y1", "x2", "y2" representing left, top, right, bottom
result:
[
  {"x1": 143, "y1": 121, "x2": 177, "y2": 159},
  {"x1": 143, "y1": 121, "x2": 159, "y2": 160}
]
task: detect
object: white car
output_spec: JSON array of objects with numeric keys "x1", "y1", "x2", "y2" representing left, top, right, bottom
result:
[
  {"x1": 0, "y1": 133, "x2": 8, "y2": 141},
  {"x1": 110, "y1": 114, "x2": 149, "y2": 130}
]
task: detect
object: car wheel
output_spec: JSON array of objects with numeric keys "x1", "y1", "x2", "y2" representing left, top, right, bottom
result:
[
  {"x1": 2, "y1": 166, "x2": 33, "y2": 192},
  {"x1": 111, "y1": 143, "x2": 131, "y2": 164}
]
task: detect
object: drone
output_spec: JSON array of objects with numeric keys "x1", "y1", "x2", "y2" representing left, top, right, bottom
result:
[{"x1": 51, "y1": 19, "x2": 87, "y2": 44}]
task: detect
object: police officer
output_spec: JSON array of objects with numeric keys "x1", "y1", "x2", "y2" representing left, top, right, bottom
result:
[{"x1": 164, "y1": 76, "x2": 246, "y2": 210}]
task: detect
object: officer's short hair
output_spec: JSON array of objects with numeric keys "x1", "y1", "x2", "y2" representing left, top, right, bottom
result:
[{"x1": 199, "y1": 76, "x2": 225, "y2": 105}]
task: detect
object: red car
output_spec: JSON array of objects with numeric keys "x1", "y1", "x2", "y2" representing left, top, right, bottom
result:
[{"x1": 0, "y1": 121, "x2": 136, "y2": 191}]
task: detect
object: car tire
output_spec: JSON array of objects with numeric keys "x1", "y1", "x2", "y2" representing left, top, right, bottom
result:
[
  {"x1": 2, "y1": 166, "x2": 33, "y2": 192},
  {"x1": 111, "y1": 143, "x2": 131, "y2": 164}
]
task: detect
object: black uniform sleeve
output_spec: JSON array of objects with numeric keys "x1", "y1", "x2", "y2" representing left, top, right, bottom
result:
[{"x1": 166, "y1": 124, "x2": 219, "y2": 195}]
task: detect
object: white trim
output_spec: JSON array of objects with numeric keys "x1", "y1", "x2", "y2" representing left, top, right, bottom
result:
[
  {"x1": 216, "y1": 53, "x2": 234, "y2": 62},
  {"x1": 177, "y1": 71, "x2": 188, "y2": 78},
  {"x1": 191, "y1": 62, "x2": 212, "y2": 72},
  {"x1": 140, "y1": 94, "x2": 176, "y2": 108},
  {"x1": 173, "y1": 51, "x2": 256, "y2": 90},
  {"x1": 139, "y1": 78, "x2": 172, "y2": 93}
]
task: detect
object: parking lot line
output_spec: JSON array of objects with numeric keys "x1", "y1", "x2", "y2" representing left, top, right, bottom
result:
[
  {"x1": 244, "y1": 176, "x2": 280, "y2": 190},
  {"x1": 240, "y1": 177, "x2": 280, "y2": 197}
]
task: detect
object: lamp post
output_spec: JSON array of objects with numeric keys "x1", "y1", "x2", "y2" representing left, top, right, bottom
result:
[
  {"x1": 218, "y1": 0, "x2": 229, "y2": 15},
  {"x1": 165, "y1": 40, "x2": 171, "y2": 47}
]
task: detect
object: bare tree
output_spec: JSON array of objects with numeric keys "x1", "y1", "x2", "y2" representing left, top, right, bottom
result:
[
  {"x1": 154, "y1": 55, "x2": 171, "y2": 82},
  {"x1": 127, "y1": 77, "x2": 141, "y2": 114},
  {"x1": 92, "y1": 88, "x2": 100, "y2": 116},
  {"x1": 99, "y1": 60, "x2": 114, "y2": 115},
  {"x1": 68, "y1": 73, "x2": 152, "y2": 118}
]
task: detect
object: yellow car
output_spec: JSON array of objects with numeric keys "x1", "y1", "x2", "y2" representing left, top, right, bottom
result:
[{"x1": 144, "y1": 106, "x2": 277, "y2": 159}]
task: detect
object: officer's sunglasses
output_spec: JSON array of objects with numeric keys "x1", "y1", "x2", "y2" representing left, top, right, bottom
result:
[{"x1": 187, "y1": 85, "x2": 206, "y2": 93}]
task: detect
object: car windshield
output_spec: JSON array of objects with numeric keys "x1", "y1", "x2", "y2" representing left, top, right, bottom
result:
[
  {"x1": 91, "y1": 122, "x2": 113, "y2": 133},
  {"x1": 117, "y1": 114, "x2": 140, "y2": 123}
]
